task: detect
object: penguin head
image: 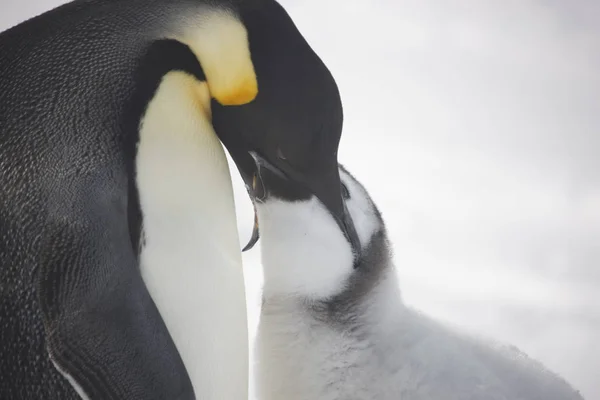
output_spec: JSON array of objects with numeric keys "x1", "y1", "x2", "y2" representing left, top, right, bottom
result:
[
  {"x1": 128, "y1": 0, "x2": 358, "y2": 256},
  {"x1": 250, "y1": 163, "x2": 386, "y2": 299},
  {"x1": 208, "y1": 0, "x2": 360, "y2": 256}
]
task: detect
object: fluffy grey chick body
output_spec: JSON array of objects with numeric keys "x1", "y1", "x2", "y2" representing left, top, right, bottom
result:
[{"x1": 254, "y1": 166, "x2": 585, "y2": 400}]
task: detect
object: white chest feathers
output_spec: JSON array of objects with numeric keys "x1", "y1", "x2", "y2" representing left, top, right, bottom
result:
[{"x1": 136, "y1": 71, "x2": 248, "y2": 399}]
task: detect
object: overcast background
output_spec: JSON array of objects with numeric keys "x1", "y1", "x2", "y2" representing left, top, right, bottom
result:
[{"x1": 2, "y1": 1, "x2": 598, "y2": 398}]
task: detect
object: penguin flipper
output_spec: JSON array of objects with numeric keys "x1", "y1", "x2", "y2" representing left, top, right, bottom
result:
[{"x1": 37, "y1": 201, "x2": 194, "y2": 400}]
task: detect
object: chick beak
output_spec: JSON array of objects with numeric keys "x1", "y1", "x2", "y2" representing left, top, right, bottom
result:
[
  {"x1": 239, "y1": 151, "x2": 361, "y2": 260},
  {"x1": 242, "y1": 194, "x2": 260, "y2": 252}
]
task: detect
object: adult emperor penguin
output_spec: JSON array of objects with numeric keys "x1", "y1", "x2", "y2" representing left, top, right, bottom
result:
[
  {"x1": 0, "y1": 0, "x2": 350, "y2": 399},
  {"x1": 238, "y1": 159, "x2": 586, "y2": 400}
]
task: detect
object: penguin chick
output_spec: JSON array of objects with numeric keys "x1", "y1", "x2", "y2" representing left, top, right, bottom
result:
[{"x1": 251, "y1": 165, "x2": 585, "y2": 400}]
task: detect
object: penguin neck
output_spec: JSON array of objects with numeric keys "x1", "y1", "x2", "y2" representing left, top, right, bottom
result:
[
  {"x1": 135, "y1": 71, "x2": 248, "y2": 398},
  {"x1": 136, "y1": 71, "x2": 237, "y2": 239}
]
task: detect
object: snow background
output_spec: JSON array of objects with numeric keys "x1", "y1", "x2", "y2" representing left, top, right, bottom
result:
[{"x1": 2, "y1": 1, "x2": 598, "y2": 398}]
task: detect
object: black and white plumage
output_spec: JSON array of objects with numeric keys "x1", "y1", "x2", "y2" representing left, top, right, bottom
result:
[
  {"x1": 1, "y1": 0, "x2": 347, "y2": 399},
  {"x1": 0, "y1": 2, "x2": 257, "y2": 398},
  {"x1": 250, "y1": 165, "x2": 586, "y2": 400}
]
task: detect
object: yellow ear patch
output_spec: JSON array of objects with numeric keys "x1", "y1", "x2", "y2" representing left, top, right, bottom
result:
[
  {"x1": 177, "y1": 11, "x2": 258, "y2": 106},
  {"x1": 216, "y1": 76, "x2": 258, "y2": 106}
]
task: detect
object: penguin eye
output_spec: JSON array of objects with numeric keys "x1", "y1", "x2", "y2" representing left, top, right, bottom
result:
[
  {"x1": 341, "y1": 182, "x2": 350, "y2": 199},
  {"x1": 276, "y1": 147, "x2": 287, "y2": 161}
]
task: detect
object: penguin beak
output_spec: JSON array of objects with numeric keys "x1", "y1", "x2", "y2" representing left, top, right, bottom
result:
[
  {"x1": 241, "y1": 151, "x2": 361, "y2": 259},
  {"x1": 242, "y1": 201, "x2": 260, "y2": 252}
]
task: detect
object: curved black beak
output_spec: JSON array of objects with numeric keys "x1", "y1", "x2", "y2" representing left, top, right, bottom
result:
[
  {"x1": 242, "y1": 202, "x2": 260, "y2": 252},
  {"x1": 242, "y1": 152, "x2": 361, "y2": 260}
]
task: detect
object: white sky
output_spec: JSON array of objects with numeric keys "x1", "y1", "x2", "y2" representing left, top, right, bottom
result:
[{"x1": 2, "y1": 1, "x2": 598, "y2": 398}]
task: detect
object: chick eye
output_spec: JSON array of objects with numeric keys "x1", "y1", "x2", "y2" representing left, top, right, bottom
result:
[{"x1": 341, "y1": 182, "x2": 350, "y2": 199}]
